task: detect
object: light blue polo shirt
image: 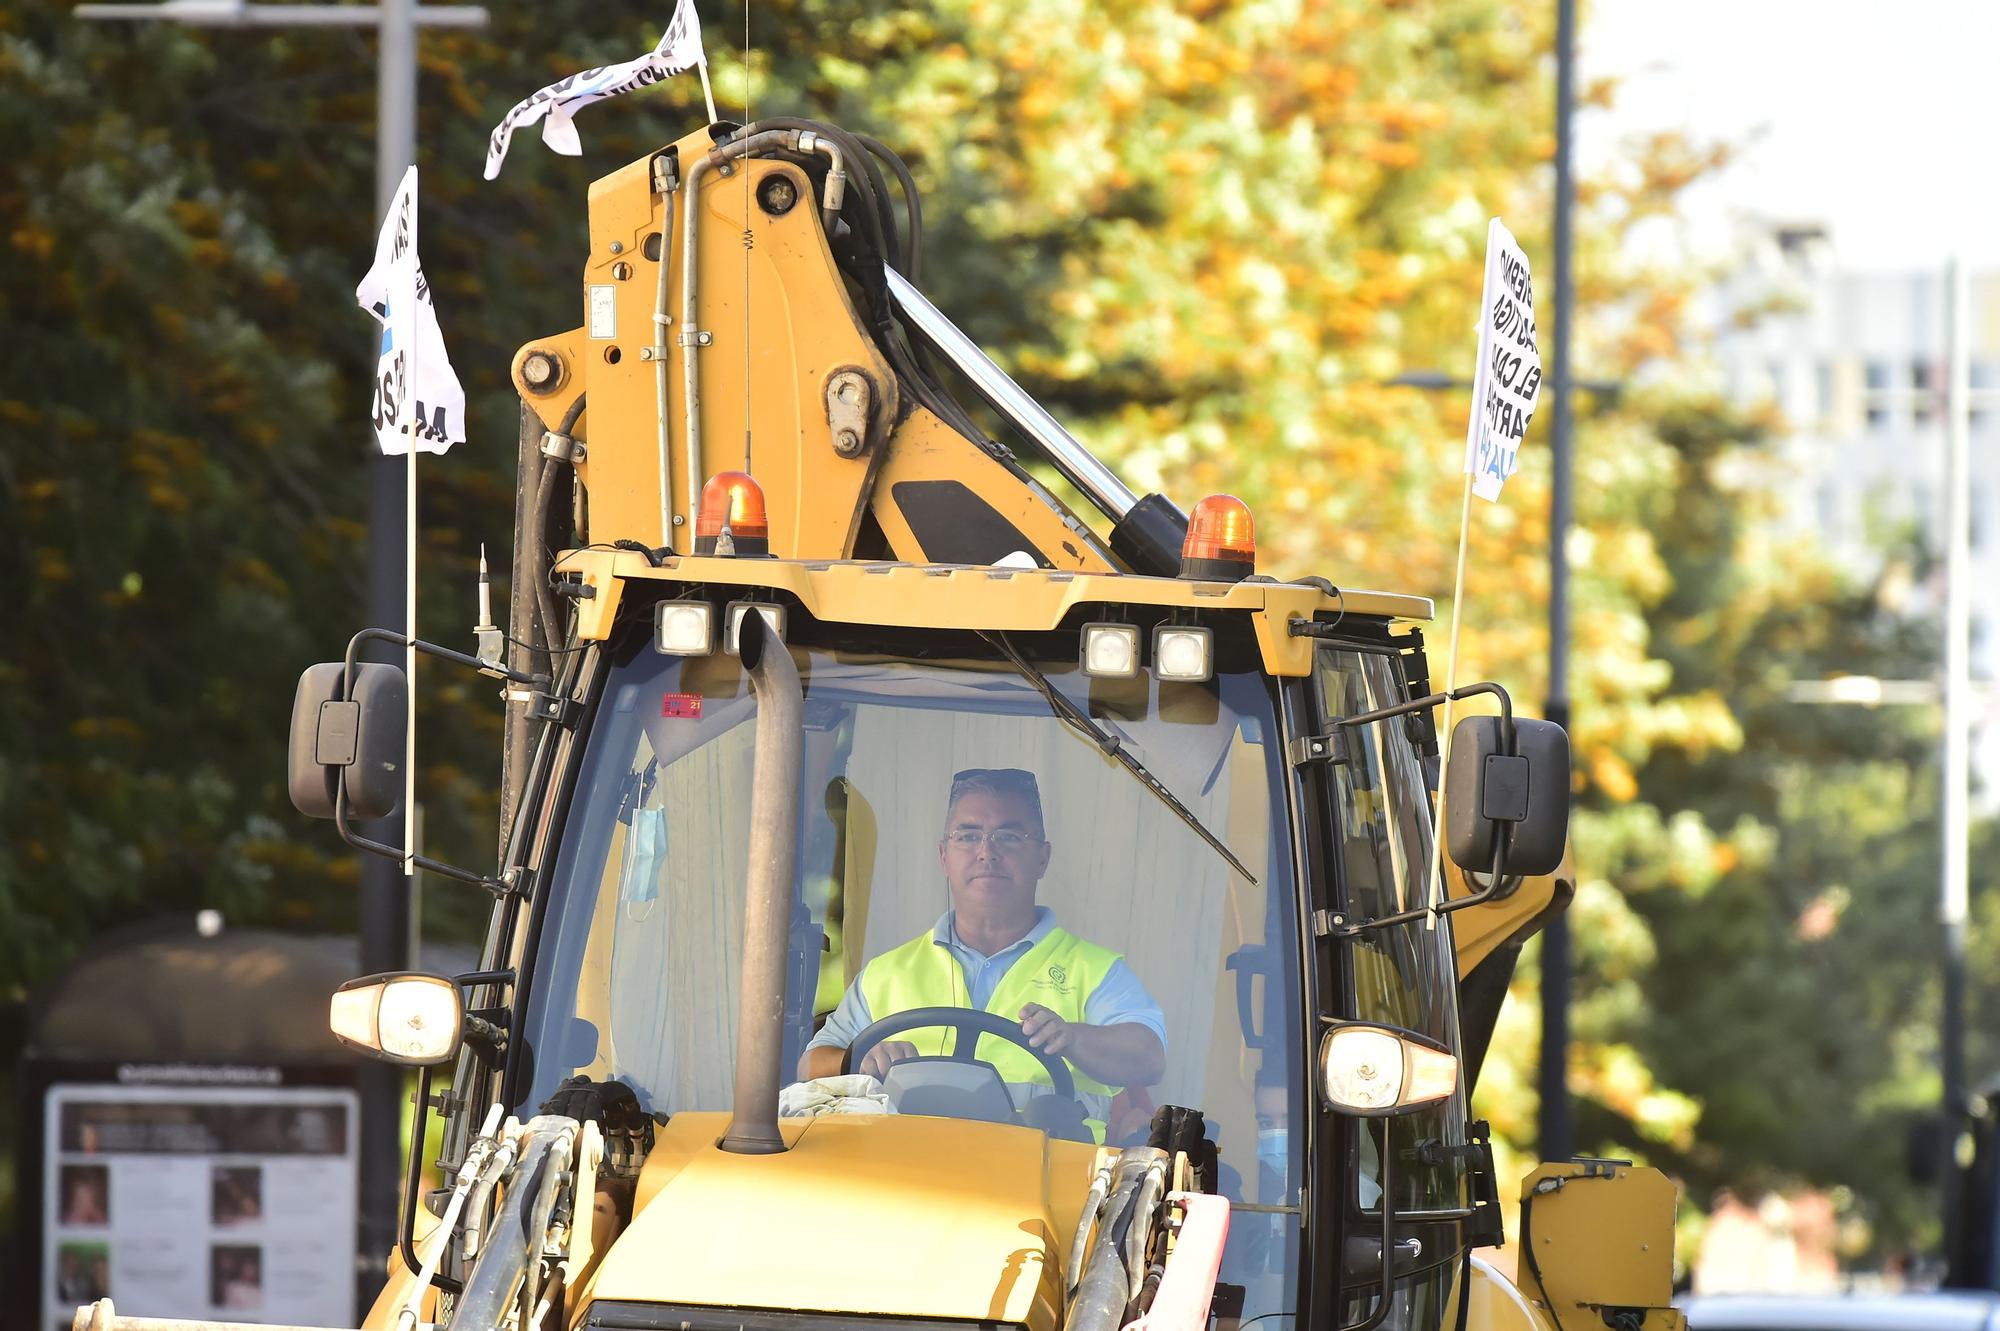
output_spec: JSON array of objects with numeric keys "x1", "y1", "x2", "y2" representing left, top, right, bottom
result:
[{"x1": 808, "y1": 906, "x2": 1169, "y2": 1056}]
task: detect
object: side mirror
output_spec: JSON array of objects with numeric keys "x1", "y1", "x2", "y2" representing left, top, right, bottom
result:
[
  {"x1": 288, "y1": 662, "x2": 407, "y2": 821},
  {"x1": 1444, "y1": 715, "x2": 1569, "y2": 878},
  {"x1": 328, "y1": 972, "x2": 462, "y2": 1066}
]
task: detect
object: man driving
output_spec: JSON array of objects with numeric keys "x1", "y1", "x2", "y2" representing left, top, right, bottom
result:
[{"x1": 800, "y1": 768, "x2": 1167, "y2": 1124}]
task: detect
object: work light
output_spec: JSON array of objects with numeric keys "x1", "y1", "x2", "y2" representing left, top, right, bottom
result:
[
  {"x1": 1153, "y1": 626, "x2": 1214, "y2": 683},
  {"x1": 1080, "y1": 623, "x2": 1141, "y2": 679},
  {"x1": 655, "y1": 601, "x2": 715, "y2": 655},
  {"x1": 725, "y1": 602, "x2": 787, "y2": 656}
]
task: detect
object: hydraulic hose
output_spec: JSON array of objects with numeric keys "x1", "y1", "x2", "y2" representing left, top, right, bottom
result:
[
  {"x1": 452, "y1": 1118, "x2": 578, "y2": 1331},
  {"x1": 517, "y1": 1129, "x2": 575, "y2": 1326},
  {"x1": 393, "y1": 1104, "x2": 506, "y2": 1331},
  {"x1": 530, "y1": 394, "x2": 586, "y2": 666},
  {"x1": 458, "y1": 1126, "x2": 521, "y2": 1264},
  {"x1": 853, "y1": 130, "x2": 922, "y2": 283},
  {"x1": 740, "y1": 117, "x2": 897, "y2": 282},
  {"x1": 1068, "y1": 1147, "x2": 1171, "y2": 1331},
  {"x1": 1065, "y1": 1158, "x2": 1115, "y2": 1296}
]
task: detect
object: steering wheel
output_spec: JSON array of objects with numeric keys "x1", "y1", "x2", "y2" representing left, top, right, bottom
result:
[{"x1": 847, "y1": 1006, "x2": 1077, "y2": 1100}]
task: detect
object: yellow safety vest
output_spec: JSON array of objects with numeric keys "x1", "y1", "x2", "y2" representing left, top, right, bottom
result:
[{"x1": 859, "y1": 925, "x2": 1126, "y2": 1103}]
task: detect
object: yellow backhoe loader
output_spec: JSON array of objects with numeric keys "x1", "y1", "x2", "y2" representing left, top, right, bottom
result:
[{"x1": 75, "y1": 114, "x2": 1683, "y2": 1331}]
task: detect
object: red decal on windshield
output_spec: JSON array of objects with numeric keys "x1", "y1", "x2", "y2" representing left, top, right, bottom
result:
[{"x1": 661, "y1": 693, "x2": 703, "y2": 719}]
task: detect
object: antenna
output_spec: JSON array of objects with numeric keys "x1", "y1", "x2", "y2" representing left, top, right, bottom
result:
[
  {"x1": 741, "y1": 0, "x2": 754, "y2": 476},
  {"x1": 474, "y1": 543, "x2": 503, "y2": 672}
]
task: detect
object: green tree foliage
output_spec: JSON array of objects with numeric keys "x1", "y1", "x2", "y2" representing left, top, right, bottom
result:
[{"x1": 1568, "y1": 390, "x2": 1960, "y2": 1254}]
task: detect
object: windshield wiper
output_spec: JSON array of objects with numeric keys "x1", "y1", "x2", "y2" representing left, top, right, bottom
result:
[{"x1": 981, "y1": 631, "x2": 1257, "y2": 885}]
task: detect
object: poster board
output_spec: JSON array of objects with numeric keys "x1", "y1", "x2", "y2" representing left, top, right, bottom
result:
[{"x1": 42, "y1": 1080, "x2": 359, "y2": 1331}]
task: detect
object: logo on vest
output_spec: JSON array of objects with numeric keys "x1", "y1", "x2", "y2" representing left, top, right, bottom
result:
[{"x1": 1030, "y1": 960, "x2": 1079, "y2": 999}]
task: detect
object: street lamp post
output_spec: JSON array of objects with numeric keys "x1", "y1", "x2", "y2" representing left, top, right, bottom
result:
[
  {"x1": 1941, "y1": 254, "x2": 1972, "y2": 1274},
  {"x1": 75, "y1": 0, "x2": 485, "y2": 1310},
  {"x1": 1543, "y1": 0, "x2": 1579, "y2": 1169}
]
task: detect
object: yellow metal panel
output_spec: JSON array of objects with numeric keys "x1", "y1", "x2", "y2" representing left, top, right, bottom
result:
[
  {"x1": 552, "y1": 548, "x2": 1433, "y2": 677},
  {"x1": 1460, "y1": 1255, "x2": 1557, "y2": 1331},
  {"x1": 518, "y1": 131, "x2": 900, "y2": 556},
  {"x1": 361, "y1": 1207, "x2": 442, "y2": 1329},
  {"x1": 593, "y1": 1112, "x2": 1095, "y2": 1330},
  {"x1": 1448, "y1": 848, "x2": 1576, "y2": 979},
  {"x1": 868, "y1": 411, "x2": 1117, "y2": 571},
  {"x1": 1249, "y1": 584, "x2": 1332, "y2": 677},
  {"x1": 1517, "y1": 1163, "x2": 1680, "y2": 1323}
]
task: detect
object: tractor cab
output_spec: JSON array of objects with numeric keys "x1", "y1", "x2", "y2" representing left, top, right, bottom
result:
[{"x1": 365, "y1": 543, "x2": 1537, "y2": 1330}]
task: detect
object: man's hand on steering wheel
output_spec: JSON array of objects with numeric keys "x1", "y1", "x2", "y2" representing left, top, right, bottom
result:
[
  {"x1": 1018, "y1": 1004, "x2": 1076, "y2": 1057},
  {"x1": 844, "y1": 1005, "x2": 1078, "y2": 1099},
  {"x1": 861, "y1": 1007, "x2": 1072, "y2": 1078},
  {"x1": 857, "y1": 1040, "x2": 920, "y2": 1079}
]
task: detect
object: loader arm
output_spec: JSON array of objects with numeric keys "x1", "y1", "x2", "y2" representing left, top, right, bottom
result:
[{"x1": 506, "y1": 128, "x2": 1134, "y2": 572}]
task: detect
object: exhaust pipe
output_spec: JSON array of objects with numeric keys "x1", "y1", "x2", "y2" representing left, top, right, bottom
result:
[{"x1": 720, "y1": 610, "x2": 803, "y2": 1154}]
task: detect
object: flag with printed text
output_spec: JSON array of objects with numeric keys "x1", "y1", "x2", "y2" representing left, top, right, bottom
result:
[
  {"x1": 1462, "y1": 218, "x2": 1541, "y2": 502},
  {"x1": 484, "y1": 0, "x2": 708, "y2": 180},
  {"x1": 356, "y1": 166, "x2": 465, "y2": 455}
]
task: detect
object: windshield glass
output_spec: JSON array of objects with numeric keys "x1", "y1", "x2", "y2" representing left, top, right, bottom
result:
[
  {"x1": 1314, "y1": 647, "x2": 1469, "y2": 1218},
  {"x1": 522, "y1": 617, "x2": 1306, "y2": 1312}
]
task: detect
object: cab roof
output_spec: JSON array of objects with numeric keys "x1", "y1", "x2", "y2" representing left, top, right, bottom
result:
[{"x1": 556, "y1": 548, "x2": 1432, "y2": 677}]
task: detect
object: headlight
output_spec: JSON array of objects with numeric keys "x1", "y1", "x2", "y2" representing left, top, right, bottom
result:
[
  {"x1": 329, "y1": 973, "x2": 462, "y2": 1066},
  {"x1": 1320, "y1": 1022, "x2": 1459, "y2": 1116}
]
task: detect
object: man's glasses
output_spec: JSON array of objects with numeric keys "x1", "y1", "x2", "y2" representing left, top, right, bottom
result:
[{"x1": 943, "y1": 828, "x2": 1042, "y2": 852}]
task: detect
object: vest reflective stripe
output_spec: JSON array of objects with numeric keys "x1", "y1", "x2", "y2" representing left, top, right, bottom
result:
[{"x1": 860, "y1": 926, "x2": 1124, "y2": 1100}]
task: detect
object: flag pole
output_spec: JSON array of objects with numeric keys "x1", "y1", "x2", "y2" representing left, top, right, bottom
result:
[
  {"x1": 404, "y1": 415, "x2": 417, "y2": 878},
  {"x1": 697, "y1": 57, "x2": 719, "y2": 125},
  {"x1": 1424, "y1": 472, "x2": 1476, "y2": 928}
]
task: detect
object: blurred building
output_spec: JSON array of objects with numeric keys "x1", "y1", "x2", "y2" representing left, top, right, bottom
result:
[
  {"x1": 1692, "y1": 1190, "x2": 1842, "y2": 1294},
  {"x1": 1712, "y1": 223, "x2": 2000, "y2": 790}
]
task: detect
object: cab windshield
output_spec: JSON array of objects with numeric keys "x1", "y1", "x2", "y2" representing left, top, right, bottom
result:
[{"x1": 521, "y1": 618, "x2": 1306, "y2": 1301}]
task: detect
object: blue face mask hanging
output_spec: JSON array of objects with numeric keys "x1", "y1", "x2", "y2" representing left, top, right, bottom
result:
[
  {"x1": 1257, "y1": 1127, "x2": 1288, "y2": 1176},
  {"x1": 620, "y1": 787, "x2": 668, "y2": 911},
  {"x1": 616, "y1": 760, "x2": 666, "y2": 915},
  {"x1": 620, "y1": 806, "x2": 668, "y2": 914}
]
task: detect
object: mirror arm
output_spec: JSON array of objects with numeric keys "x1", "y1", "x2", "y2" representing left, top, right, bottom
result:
[
  {"x1": 1332, "y1": 681, "x2": 1524, "y2": 924},
  {"x1": 346, "y1": 625, "x2": 544, "y2": 688},
  {"x1": 1431, "y1": 682, "x2": 1519, "y2": 913},
  {"x1": 1433, "y1": 811, "x2": 1518, "y2": 916},
  {"x1": 332, "y1": 782, "x2": 513, "y2": 892},
  {"x1": 1338, "y1": 679, "x2": 1516, "y2": 749},
  {"x1": 1328, "y1": 904, "x2": 1430, "y2": 938},
  {"x1": 333, "y1": 628, "x2": 538, "y2": 894}
]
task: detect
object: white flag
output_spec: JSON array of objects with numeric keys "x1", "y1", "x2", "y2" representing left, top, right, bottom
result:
[
  {"x1": 356, "y1": 166, "x2": 465, "y2": 455},
  {"x1": 484, "y1": 0, "x2": 708, "y2": 180},
  {"x1": 1462, "y1": 217, "x2": 1541, "y2": 502}
]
